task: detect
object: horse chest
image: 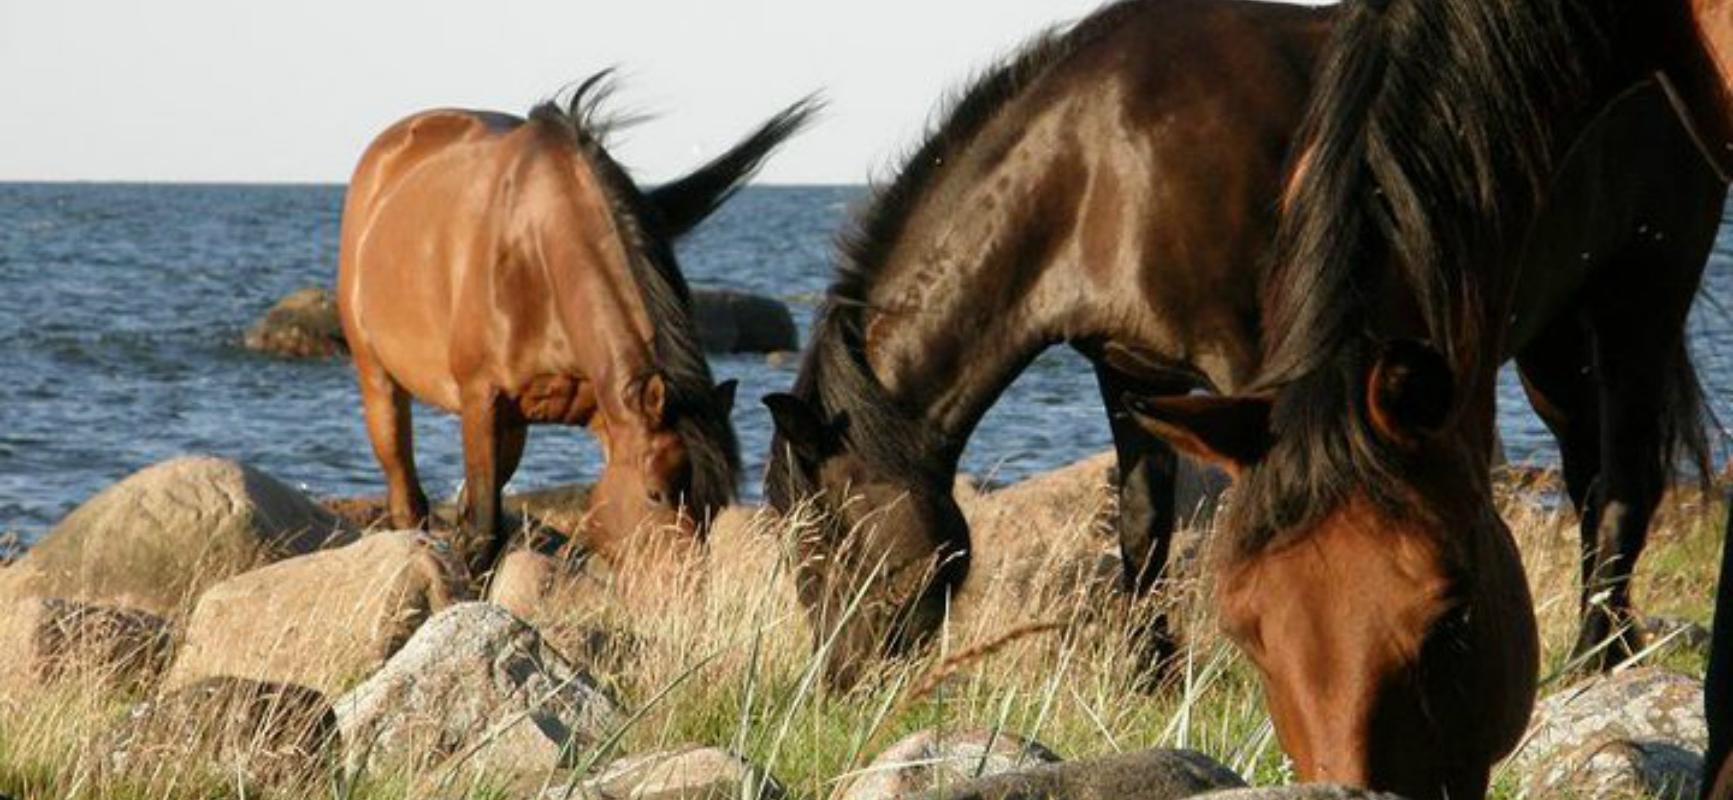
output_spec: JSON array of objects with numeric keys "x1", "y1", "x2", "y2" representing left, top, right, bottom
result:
[{"x1": 513, "y1": 375, "x2": 596, "y2": 426}]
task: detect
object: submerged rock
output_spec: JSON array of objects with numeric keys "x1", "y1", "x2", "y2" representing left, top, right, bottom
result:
[
  {"x1": 244, "y1": 287, "x2": 347, "y2": 358},
  {"x1": 1514, "y1": 667, "x2": 1707, "y2": 799},
  {"x1": 333, "y1": 602, "x2": 624, "y2": 776},
  {"x1": 164, "y1": 530, "x2": 465, "y2": 696},
  {"x1": 7, "y1": 456, "x2": 351, "y2": 616},
  {"x1": 841, "y1": 728, "x2": 1061, "y2": 800}
]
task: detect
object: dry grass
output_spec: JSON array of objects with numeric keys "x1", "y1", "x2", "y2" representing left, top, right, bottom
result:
[{"x1": 0, "y1": 470, "x2": 1722, "y2": 800}]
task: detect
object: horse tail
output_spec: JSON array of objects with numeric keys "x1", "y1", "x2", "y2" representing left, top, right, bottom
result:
[
  {"x1": 1706, "y1": 496, "x2": 1733, "y2": 799},
  {"x1": 646, "y1": 95, "x2": 823, "y2": 239},
  {"x1": 1659, "y1": 333, "x2": 1714, "y2": 488}
]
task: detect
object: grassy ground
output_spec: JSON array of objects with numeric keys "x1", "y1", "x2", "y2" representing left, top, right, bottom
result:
[{"x1": 0, "y1": 471, "x2": 1722, "y2": 800}]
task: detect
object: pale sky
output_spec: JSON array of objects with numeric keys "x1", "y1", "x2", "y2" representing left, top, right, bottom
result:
[{"x1": 0, "y1": 0, "x2": 1326, "y2": 185}]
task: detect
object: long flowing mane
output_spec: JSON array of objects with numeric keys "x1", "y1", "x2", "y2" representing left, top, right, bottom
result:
[
  {"x1": 774, "y1": 9, "x2": 1120, "y2": 501},
  {"x1": 529, "y1": 74, "x2": 741, "y2": 515},
  {"x1": 1232, "y1": 0, "x2": 1634, "y2": 556}
]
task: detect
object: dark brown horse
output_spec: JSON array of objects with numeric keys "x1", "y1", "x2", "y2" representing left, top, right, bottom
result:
[
  {"x1": 339, "y1": 74, "x2": 815, "y2": 573},
  {"x1": 1123, "y1": 0, "x2": 1731, "y2": 796},
  {"x1": 763, "y1": 0, "x2": 1336, "y2": 690},
  {"x1": 763, "y1": 0, "x2": 1728, "y2": 796},
  {"x1": 1711, "y1": 497, "x2": 1733, "y2": 800}
]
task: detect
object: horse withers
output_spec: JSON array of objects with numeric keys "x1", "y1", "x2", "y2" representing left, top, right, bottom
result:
[{"x1": 338, "y1": 74, "x2": 816, "y2": 575}]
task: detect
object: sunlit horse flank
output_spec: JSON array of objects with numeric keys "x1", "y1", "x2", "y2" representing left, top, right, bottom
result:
[
  {"x1": 1126, "y1": 0, "x2": 1732, "y2": 796},
  {"x1": 338, "y1": 73, "x2": 816, "y2": 574}
]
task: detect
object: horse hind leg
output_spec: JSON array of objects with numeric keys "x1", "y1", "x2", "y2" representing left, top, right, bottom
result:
[
  {"x1": 1093, "y1": 361, "x2": 1190, "y2": 685},
  {"x1": 355, "y1": 351, "x2": 430, "y2": 530}
]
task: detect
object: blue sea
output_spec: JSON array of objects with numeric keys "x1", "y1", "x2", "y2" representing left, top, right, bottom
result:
[{"x1": 1, "y1": 183, "x2": 1731, "y2": 540}]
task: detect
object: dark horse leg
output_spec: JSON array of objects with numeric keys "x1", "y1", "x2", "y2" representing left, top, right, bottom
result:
[
  {"x1": 1516, "y1": 311, "x2": 1602, "y2": 514},
  {"x1": 1093, "y1": 362, "x2": 1189, "y2": 679},
  {"x1": 353, "y1": 345, "x2": 430, "y2": 530}
]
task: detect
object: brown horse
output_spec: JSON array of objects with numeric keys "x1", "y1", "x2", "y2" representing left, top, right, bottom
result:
[
  {"x1": 1711, "y1": 497, "x2": 1733, "y2": 800},
  {"x1": 339, "y1": 74, "x2": 815, "y2": 573},
  {"x1": 1123, "y1": 0, "x2": 1732, "y2": 796}
]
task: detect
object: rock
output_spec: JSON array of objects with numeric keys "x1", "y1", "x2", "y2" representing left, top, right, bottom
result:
[
  {"x1": 248, "y1": 285, "x2": 796, "y2": 359},
  {"x1": 691, "y1": 288, "x2": 799, "y2": 354},
  {"x1": 905, "y1": 747, "x2": 1244, "y2": 800},
  {"x1": 841, "y1": 729, "x2": 1061, "y2": 800},
  {"x1": 320, "y1": 482, "x2": 593, "y2": 540},
  {"x1": 8, "y1": 456, "x2": 352, "y2": 616},
  {"x1": 332, "y1": 602, "x2": 624, "y2": 776},
  {"x1": 1514, "y1": 667, "x2": 1707, "y2": 799},
  {"x1": 543, "y1": 746, "x2": 783, "y2": 800},
  {"x1": 164, "y1": 531, "x2": 465, "y2": 696},
  {"x1": 487, "y1": 549, "x2": 639, "y2": 674},
  {"x1": 1202, "y1": 789, "x2": 1407, "y2": 799},
  {"x1": 106, "y1": 677, "x2": 337, "y2": 787},
  {"x1": 0, "y1": 597, "x2": 172, "y2": 693},
  {"x1": 244, "y1": 287, "x2": 347, "y2": 358},
  {"x1": 1639, "y1": 616, "x2": 1713, "y2": 655}
]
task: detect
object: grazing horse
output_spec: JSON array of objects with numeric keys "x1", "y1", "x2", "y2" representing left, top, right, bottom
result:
[
  {"x1": 763, "y1": 0, "x2": 1335, "y2": 688},
  {"x1": 1122, "y1": 0, "x2": 1732, "y2": 796},
  {"x1": 339, "y1": 74, "x2": 815, "y2": 573}
]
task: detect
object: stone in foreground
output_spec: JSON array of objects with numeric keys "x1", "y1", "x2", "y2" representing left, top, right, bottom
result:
[
  {"x1": 164, "y1": 530, "x2": 465, "y2": 696},
  {"x1": 1514, "y1": 667, "x2": 1706, "y2": 799},
  {"x1": 333, "y1": 602, "x2": 624, "y2": 776},
  {"x1": 841, "y1": 728, "x2": 1061, "y2": 800},
  {"x1": 6, "y1": 456, "x2": 351, "y2": 615},
  {"x1": 542, "y1": 746, "x2": 782, "y2": 800},
  {"x1": 908, "y1": 747, "x2": 1243, "y2": 800},
  {"x1": 0, "y1": 597, "x2": 171, "y2": 693},
  {"x1": 1202, "y1": 788, "x2": 1408, "y2": 799},
  {"x1": 106, "y1": 676, "x2": 337, "y2": 787}
]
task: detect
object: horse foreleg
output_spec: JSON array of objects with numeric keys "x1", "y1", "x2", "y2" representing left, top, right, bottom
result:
[
  {"x1": 458, "y1": 389, "x2": 508, "y2": 577},
  {"x1": 1094, "y1": 363, "x2": 1188, "y2": 683},
  {"x1": 356, "y1": 355, "x2": 429, "y2": 530}
]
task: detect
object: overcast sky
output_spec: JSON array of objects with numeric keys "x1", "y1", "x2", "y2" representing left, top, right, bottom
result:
[{"x1": 0, "y1": 0, "x2": 1327, "y2": 185}]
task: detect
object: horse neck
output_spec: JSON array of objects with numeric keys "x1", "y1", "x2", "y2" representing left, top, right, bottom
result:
[{"x1": 844, "y1": 122, "x2": 1089, "y2": 454}]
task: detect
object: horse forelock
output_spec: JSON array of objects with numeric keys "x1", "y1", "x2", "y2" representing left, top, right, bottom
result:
[{"x1": 532, "y1": 72, "x2": 742, "y2": 514}]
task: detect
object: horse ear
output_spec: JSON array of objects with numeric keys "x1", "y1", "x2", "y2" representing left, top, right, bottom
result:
[
  {"x1": 1365, "y1": 339, "x2": 1454, "y2": 448},
  {"x1": 763, "y1": 393, "x2": 829, "y2": 461},
  {"x1": 641, "y1": 374, "x2": 667, "y2": 426},
  {"x1": 1122, "y1": 393, "x2": 1274, "y2": 477},
  {"x1": 648, "y1": 96, "x2": 822, "y2": 239},
  {"x1": 714, "y1": 379, "x2": 738, "y2": 416}
]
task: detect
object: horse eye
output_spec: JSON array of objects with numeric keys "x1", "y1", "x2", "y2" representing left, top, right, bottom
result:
[{"x1": 646, "y1": 488, "x2": 668, "y2": 506}]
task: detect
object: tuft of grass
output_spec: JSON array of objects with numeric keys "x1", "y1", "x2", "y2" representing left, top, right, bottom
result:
[{"x1": 0, "y1": 473, "x2": 1723, "y2": 799}]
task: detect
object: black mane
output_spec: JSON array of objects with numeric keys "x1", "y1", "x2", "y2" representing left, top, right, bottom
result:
[
  {"x1": 1232, "y1": 0, "x2": 1649, "y2": 557},
  {"x1": 530, "y1": 73, "x2": 742, "y2": 518}
]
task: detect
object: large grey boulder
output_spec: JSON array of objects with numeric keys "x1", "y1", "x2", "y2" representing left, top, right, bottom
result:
[
  {"x1": 243, "y1": 287, "x2": 346, "y2": 358},
  {"x1": 332, "y1": 602, "x2": 624, "y2": 777},
  {"x1": 540, "y1": 746, "x2": 783, "y2": 800},
  {"x1": 0, "y1": 597, "x2": 172, "y2": 694},
  {"x1": 164, "y1": 530, "x2": 465, "y2": 696},
  {"x1": 6, "y1": 456, "x2": 352, "y2": 616},
  {"x1": 907, "y1": 747, "x2": 1244, "y2": 800},
  {"x1": 106, "y1": 676, "x2": 337, "y2": 787},
  {"x1": 841, "y1": 728, "x2": 1061, "y2": 800},
  {"x1": 1513, "y1": 667, "x2": 1707, "y2": 799}
]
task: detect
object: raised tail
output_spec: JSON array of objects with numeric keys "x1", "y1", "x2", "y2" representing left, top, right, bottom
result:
[{"x1": 646, "y1": 95, "x2": 823, "y2": 239}]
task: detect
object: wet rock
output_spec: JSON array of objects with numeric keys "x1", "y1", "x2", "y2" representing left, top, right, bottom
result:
[
  {"x1": 907, "y1": 747, "x2": 1243, "y2": 800},
  {"x1": 692, "y1": 288, "x2": 799, "y2": 354},
  {"x1": 841, "y1": 728, "x2": 1061, "y2": 800},
  {"x1": 0, "y1": 597, "x2": 172, "y2": 694},
  {"x1": 164, "y1": 531, "x2": 465, "y2": 696},
  {"x1": 106, "y1": 677, "x2": 337, "y2": 786},
  {"x1": 543, "y1": 746, "x2": 783, "y2": 800},
  {"x1": 332, "y1": 602, "x2": 624, "y2": 776},
  {"x1": 243, "y1": 287, "x2": 346, "y2": 358},
  {"x1": 1514, "y1": 667, "x2": 1707, "y2": 799},
  {"x1": 8, "y1": 456, "x2": 352, "y2": 616}
]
